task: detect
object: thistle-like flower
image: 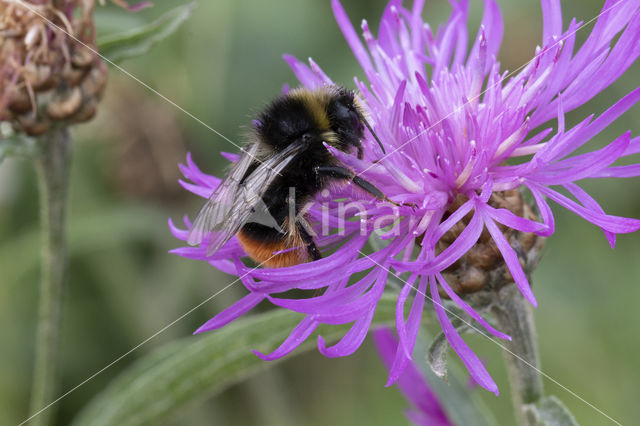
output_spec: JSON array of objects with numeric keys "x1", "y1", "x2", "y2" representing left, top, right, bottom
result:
[{"x1": 172, "y1": 0, "x2": 640, "y2": 394}]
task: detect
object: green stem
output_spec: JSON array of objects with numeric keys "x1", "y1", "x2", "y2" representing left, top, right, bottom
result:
[
  {"x1": 491, "y1": 284, "x2": 544, "y2": 426},
  {"x1": 29, "y1": 127, "x2": 72, "y2": 426}
]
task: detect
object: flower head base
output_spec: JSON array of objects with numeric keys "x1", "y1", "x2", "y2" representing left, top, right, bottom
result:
[
  {"x1": 436, "y1": 189, "x2": 545, "y2": 297},
  {"x1": 0, "y1": 0, "x2": 126, "y2": 135},
  {"x1": 172, "y1": 0, "x2": 640, "y2": 394}
]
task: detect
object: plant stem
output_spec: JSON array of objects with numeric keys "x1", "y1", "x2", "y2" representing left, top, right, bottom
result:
[
  {"x1": 29, "y1": 127, "x2": 72, "y2": 426},
  {"x1": 491, "y1": 284, "x2": 544, "y2": 426}
]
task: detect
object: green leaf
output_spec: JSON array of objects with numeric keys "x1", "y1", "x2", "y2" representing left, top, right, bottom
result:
[
  {"x1": 97, "y1": 3, "x2": 195, "y2": 63},
  {"x1": 524, "y1": 396, "x2": 579, "y2": 426},
  {"x1": 71, "y1": 295, "x2": 398, "y2": 426}
]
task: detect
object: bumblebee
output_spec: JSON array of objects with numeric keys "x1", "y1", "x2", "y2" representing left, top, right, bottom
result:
[{"x1": 188, "y1": 86, "x2": 392, "y2": 268}]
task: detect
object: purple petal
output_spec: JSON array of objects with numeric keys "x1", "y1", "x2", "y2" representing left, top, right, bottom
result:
[
  {"x1": 430, "y1": 209, "x2": 485, "y2": 273},
  {"x1": 531, "y1": 132, "x2": 631, "y2": 184},
  {"x1": 389, "y1": 275, "x2": 427, "y2": 383},
  {"x1": 283, "y1": 54, "x2": 324, "y2": 89},
  {"x1": 168, "y1": 218, "x2": 188, "y2": 241},
  {"x1": 331, "y1": 0, "x2": 373, "y2": 73},
  {"x1": 394, "y1": 274, "x2": 419, "y2": 358},
  {"x1": 248, "y1": 236, "x2": 367, "y2": 283},
  {"x1": 623, "y1": 136, "x2": 640, "y2": 156},
  {"x1": 194, "y1": 293, "x2": 265, "y2": 333},
  {"x1": 391, "y1": 209, "x2": 484, "y2": 273},
  {"x1": 253, "y1": 317, "x2": 318, "y2": 361},
  {"x1": 373, "y1": 327, "x2": 453, "y2": 425},
  {"x1": 312, "y1": 268, "x2": 388, "y2": 324},
  {"x1": 430, "y1": 276, "x2": 499, "y2": 395},
  {"x1": 317, "y1": 307, "x2": 375, "y2": 357},
  {"x1": 186, "y1": 153, "x2": 220, "y2": 183},
  {"x1": 220, "y1": 152, "x2": 240, "y2": 162},
  {"x1": 268, "y1": 270, "x2": 377, "y2": 315},
  {"x1": 178, "y1": 179, "x2": 211, "y2": 199},
  {"x1": 564, "y1": 182, "x2": 616, "y2": 246},
  {"x1": 467, "y1": 0, "x2": 502, "y2": 74},
  {"x1": 484, "y1": 204, "x2": 548, "y2": 234},
  {"x1": 436, "y1": 273, "x2": 511, "y2": 340},
  {"x1": 209, "y1": 259, "x2": 237, "y2": 276},
  {"x1": 429, "y1": 198, "x2": 475, "y2": 244},
  {"x1": 541, "y1": 0, "x2": 563, "y2": 43},
  {"x1": 481, "y1": 211, "x2": 537, "y2": 306},
  {"x1": 591, "y1": 164, "x2": 640, "y2": 178},
  {"x1": 534, "y1": 183, "x2": 640, "y2": 236},
  {"x1": 526, "y1": 184, "x2": 556, "y2": 237}
]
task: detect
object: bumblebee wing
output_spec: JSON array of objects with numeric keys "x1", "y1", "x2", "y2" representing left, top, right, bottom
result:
[
  {"x1": 204, "y1": 142, "x2": 304, "y2": 256},
  {"x1": 187, "y1": 143, "x2": 260, "y2": 247},
  {"x1": 189, "y1": 142, "x2": 304, "y2": 257}
]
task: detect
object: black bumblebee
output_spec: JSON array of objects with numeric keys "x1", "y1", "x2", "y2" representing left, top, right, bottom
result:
[{"x1": 188, "y1": 86, "x2": 393, "y2": 268}]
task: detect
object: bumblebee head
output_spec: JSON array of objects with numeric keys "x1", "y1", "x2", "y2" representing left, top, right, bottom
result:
[
  {"x1": 327, "y1": 88, "x2": 364, "y2": 140},
  {"x1": 256, "y1": 87, "x2": 385, "y2": 156},
  {"x1": 327, "y1": 88, "x2": 386, "y2": 155}
]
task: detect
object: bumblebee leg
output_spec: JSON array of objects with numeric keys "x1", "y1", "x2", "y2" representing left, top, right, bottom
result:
[
  {"x1": 314, "y1": 165, "x2": 394, "y2": 204},
  {"x1": 355, "y1": 141, "x2": 364, "y2": 160},
  {"x1": 297, "y1": 223, "x2": 322, "y2": 261},
  {"x1": 298, "y1": 223, "x2": 323, "y2": 296}
]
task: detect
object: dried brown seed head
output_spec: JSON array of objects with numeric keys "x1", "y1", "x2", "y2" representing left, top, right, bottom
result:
[{"x1": 0, "y1": 0, "x2": 116, "y2": 132}]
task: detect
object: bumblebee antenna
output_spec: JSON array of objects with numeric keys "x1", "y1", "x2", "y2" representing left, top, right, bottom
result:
[{"x1": 354, "y1": 109, "x2": 386, "y2": 154}]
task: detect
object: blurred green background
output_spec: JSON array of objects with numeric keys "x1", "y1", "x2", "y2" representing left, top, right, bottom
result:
[{"x1": 1, "y1": 0, "x2": 639, "y2": 425}]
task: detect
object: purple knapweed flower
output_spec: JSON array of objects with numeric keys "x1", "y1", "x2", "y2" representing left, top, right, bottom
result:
[
  {"x1": 374, "y1": 327, "x2": 453, "y2": 426},
  {"x1": 171, "y1": 0, "x2": 640, "y2": 394}
]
